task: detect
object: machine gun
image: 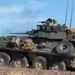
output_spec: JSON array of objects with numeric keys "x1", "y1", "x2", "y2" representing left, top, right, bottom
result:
[{"x1": 38, "y1": 18, "x2": 52, "y2": 26}]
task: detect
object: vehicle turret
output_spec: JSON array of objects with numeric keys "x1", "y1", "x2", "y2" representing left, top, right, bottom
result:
[{"x1": 10, "y1": 18, "x2": 68, "y2": 39}]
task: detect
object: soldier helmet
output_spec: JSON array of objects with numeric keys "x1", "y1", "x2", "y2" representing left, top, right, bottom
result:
[
  {"x1": 52, "y1": 19, "x2": 57, "y2": 24},
  {"x1": 47, "y1": 18, "x2": 52, "y2": 22}
]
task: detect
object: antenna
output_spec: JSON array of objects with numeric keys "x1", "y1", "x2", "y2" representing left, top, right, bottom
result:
[
  {"x1": 70, "y1": 0, "x2": 74, "y2": 28},
  {"x1": 65, "y1": 0, "x2": 68, "y2": 26}
]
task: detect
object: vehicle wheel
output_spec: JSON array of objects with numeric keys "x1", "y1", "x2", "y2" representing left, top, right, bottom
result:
[
  {"x1": 49, "y1": 61, "x2": 66, "y2": 71},
  {"x1": 32, "y1": 56, "x2": 47, "y2": 70},
  {"x1": 0, "y1": 52, "x2": 11, "y2": 67},
  {"x1": 56, "y1": 40, "x2": 73, "y2": 54},
  {"x1": 11, "y1": 55, "x2": 28, "y2": 68}
]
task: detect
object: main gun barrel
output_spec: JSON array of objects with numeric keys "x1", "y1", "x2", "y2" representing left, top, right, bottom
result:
[{"x1": 10, "y1": 33, "x2": 27, "y2": 34}]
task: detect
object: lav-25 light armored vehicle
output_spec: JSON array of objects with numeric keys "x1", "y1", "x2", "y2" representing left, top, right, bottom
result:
[{"x1": 0, "y1": 18, "x2": 75, "y2": 71}]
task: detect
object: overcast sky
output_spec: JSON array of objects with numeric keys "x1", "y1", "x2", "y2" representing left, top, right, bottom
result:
[{"x1": 0, "y1": 0, "x2": 75, "y2": 36}]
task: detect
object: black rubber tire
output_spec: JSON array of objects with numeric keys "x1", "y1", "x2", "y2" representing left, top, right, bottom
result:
[
  {"x1": 0, "y1": 52, "x2": 11, "y2": 67},
  {"x1": 11, "y1": 54, "x2": 28, "y2": 68},
  {"x1": 49, "y1": 61, "x2": 66, "y2": 71},
  {"x1": 32, "y1": 56, "x2": 47, "y2": 70},
  {"x1": 56, "y1": 41, "x2": 73, "y2": 54}
]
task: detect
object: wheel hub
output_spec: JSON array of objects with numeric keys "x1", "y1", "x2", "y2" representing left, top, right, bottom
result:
[
  {"x1": 61, "y1": 44, "x2": 67, "y2": 51},
  {"x1": 54, "y1": 65, "x2": 59, "y2": 70},
  {"x1": 52, "y1": 64, "x2": 60, "y2": 70},
  {"x1": 15, "y1": 60, "x2": 21, "y2": 67},
  {"x1": 0, "y1": 57, "x2": 4, "y2": 65},
  {"x1": 36, "y1": 61, "x2": 43, "y2": 69}
]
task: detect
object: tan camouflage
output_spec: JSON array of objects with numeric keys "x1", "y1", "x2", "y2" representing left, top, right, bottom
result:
[
  {"x1": 70, "y1": 28, "x2": 75, "y2": 33},
  {"x1": 22, "y1": 39, "x2": 35, "y2": 51}
]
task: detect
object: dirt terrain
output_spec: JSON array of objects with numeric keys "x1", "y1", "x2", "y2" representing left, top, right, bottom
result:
[{"x1": 0, "y1": 68, "x2": 75, "y2": 75}]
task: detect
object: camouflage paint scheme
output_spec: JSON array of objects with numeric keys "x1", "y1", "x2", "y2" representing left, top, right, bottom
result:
[{"x1": 0, "y1": 18, "x2": 75, "y2": 70}]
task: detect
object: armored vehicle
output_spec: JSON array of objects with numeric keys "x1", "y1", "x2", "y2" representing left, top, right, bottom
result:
[{"x1": 0, "y1": 18, "x2": 75, "y2": 71}]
